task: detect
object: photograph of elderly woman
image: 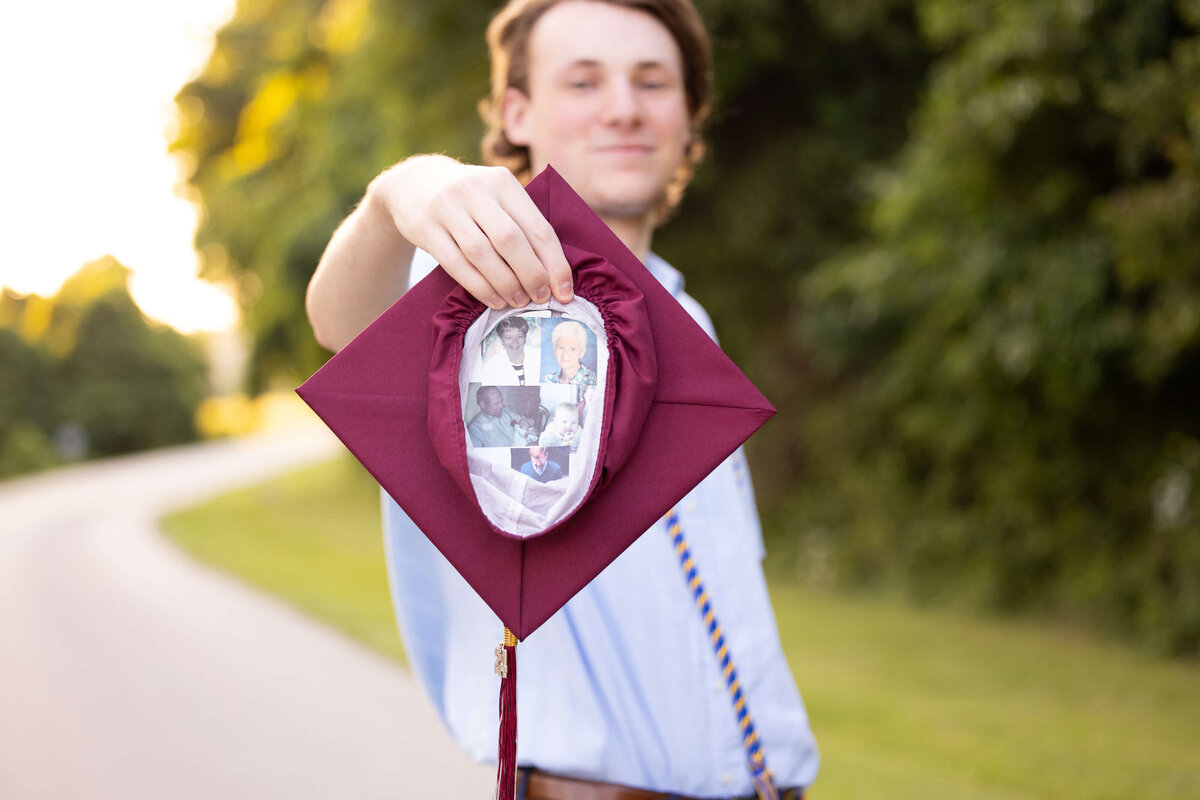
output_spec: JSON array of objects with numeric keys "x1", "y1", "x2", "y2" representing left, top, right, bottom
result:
[
  {"x1": 541, "y1": 318, "x2": 598, "y2": 386},
  {"x1": 479, "y1": 312, "x2": 544, "y2": 386}
]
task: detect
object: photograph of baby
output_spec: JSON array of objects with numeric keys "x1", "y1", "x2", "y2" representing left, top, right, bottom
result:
[
  {"x1": 541, "y1": 318, "x2": 598, "y2": 386},
  {"x1": 510, "y1": 445, "x2": 570, "y2": 484},
  {"x1": 479, "y1": 312, "x2": 544, "y2": 386},
  {"x1": 533, "y1": 383, "x2": 580, "y2": 452},
  {"x1": 539, "y1": 401, "x2": 581, "y2": 453},
  {"x1": 465, "y1": 383, "x2": 543, "y2": 448}
]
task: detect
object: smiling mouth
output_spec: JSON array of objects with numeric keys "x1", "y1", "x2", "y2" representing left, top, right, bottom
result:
[{"x1": 595, "y1": 145, "x2": 653, "y2": 155}]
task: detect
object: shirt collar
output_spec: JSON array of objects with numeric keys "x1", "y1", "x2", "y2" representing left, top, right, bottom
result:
[{"x1": 644, "y1": 253, "x2": 684, "y2": 298}]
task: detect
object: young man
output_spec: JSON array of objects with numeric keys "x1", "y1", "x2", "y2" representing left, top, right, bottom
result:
[{"x1": 306, "y1": 1, "x2": 819, "y2": 797}]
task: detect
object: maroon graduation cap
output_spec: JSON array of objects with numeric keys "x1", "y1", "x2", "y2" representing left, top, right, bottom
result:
[{"x1": 297, "y1": 166, "x2": 774, "y2": 795}]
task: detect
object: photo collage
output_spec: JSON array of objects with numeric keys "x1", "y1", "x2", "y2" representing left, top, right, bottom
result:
[{"x1": 464, "y1": 310, "x2": 600, "y2": 489}]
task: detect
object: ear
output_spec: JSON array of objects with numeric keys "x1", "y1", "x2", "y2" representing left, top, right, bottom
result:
[{"x1": 501, "y1": 86, "x2": 533, "y2": 146}]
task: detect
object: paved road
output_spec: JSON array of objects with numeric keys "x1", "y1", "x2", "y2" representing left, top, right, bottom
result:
[{"x1": 0, "y1": 428, "x2": 495, "y2": 799}]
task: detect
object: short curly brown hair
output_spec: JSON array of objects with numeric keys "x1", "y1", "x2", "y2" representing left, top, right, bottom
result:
[{"x1": 478, "y1": 0, "x2": 713, "y2": 224}]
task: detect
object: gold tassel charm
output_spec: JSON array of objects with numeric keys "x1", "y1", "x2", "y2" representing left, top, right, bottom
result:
[{"x1": 494, "y1": 645, "x2": 508, "y2": 678}]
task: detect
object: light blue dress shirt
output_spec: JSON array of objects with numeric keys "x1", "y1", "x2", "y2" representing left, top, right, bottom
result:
[{"x1": 382, "y1": 252, "x2": 819, "y2": 796}]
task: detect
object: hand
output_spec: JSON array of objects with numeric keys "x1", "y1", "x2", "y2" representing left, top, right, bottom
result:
[{"x1": 371, "y1": 155, "x2": 574, "y2": 310}]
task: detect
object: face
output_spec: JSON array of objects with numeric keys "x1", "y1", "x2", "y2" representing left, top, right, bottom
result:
[
  {"x1": 503, "y1": 1, "x2": 692, "y2": 224},
  {"x1": 555, "y1": 336, "x2": 584, "y2": 372},
  {"x1": 555, "y1": 408, "x2": 579, "y2": 435},
  {"x1": 500, "y1": 327, "x2": 527, "y2": 359},
  {"x1": 529, "y1": 447, "x2": 549, "y2": 469},
  {"x1": 479, "y1": 387, "x2": 505, "y2": 417}
]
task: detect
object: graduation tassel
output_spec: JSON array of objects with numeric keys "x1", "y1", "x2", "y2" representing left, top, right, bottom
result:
[
  {"x1": 495, "y1": 627, "x2": 518, "y2": 800},
  {"x1": 667, "y1": 508, "x2": 782, "y2": 800}
]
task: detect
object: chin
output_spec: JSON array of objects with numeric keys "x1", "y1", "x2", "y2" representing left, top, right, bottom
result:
[{"x1": 586, "y1": 183, "x2": 667, "y2": 221}]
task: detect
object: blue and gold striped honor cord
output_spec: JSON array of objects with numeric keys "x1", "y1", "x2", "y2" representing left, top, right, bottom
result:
[{"x1": 666, "y1": 507, "x2": 780, "y2": 800}]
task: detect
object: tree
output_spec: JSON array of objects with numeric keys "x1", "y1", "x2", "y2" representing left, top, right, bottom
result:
[
  {"x1": 796, "y1": 0, "x2": 1200, "y2": 654},
  {"x1": 172, "y1": 0, "x2": 495, "y2": 390},
  {"x1": 0, "y1": 258, "x2": 208, "y2": 469},
  {"x1": 660, "y1": 0, "x2": 929, "y2": 504},
  {"x1": 0, "y1": 327, "x2": 57, "y2": 477},
  {"x1": 56, "y1": 288, "x2": 207, "y2": 457}
]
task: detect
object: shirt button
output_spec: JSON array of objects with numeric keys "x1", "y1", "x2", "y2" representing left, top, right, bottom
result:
[
  {"x1": 686, "y1": 501, "x2": 698, "y2": 513},
  {"x1": 721, "y1": 773, "x2": 732, "y2": 785},
  {"x1": 714, "y1": 680, "x2": 724, "y2": 692}
]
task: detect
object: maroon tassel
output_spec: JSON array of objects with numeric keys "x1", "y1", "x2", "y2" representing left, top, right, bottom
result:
[{"x1": 495, "y1": 629, "x2": 518, "y2": 799}]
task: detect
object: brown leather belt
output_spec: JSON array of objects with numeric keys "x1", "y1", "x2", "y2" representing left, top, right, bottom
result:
[{"x1": 516, "y1": 769, "x2": 804, "y2": 800}]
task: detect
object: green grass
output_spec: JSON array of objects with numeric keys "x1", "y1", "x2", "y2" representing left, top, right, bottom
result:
[
  {"x1": 773, "y1": 584, "x2": 1200, "y2": 799},
  {"x1": 160, "y1": 456, "x2": 1200, "y2": 799}
]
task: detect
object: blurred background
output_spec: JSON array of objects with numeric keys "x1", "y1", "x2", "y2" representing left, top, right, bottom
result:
[{"x1": 2, "y1": 0, "x2": 1199, "y2": 794}]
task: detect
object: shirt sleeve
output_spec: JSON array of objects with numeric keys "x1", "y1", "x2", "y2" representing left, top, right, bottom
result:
[{"x1": 407, "y1": 249, "x2": 440, "y2": 291}]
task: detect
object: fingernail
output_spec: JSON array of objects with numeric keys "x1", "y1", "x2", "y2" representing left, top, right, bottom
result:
[
  {"x1": 560, "y1": 281, "x2": 574, "y2": 301},
  {"x1": 534, "y1": 286, "x2": 550, "y2": 303},
  {"x1": 488, "y1": 294, "x2": 506, "y2": 309},
  {"x1": 512, "y1": 290, "x2": 530, "y2": 306}
]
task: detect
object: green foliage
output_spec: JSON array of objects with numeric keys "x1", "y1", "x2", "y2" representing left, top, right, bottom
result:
[
  {"x1": 0, "y1": 328, "x2": 58, "y2": 478},
  {"x1": 56, "y1": 290, "x2": 207, "y2": 457},
  {"x1": 0, "y1": 259, "x2": 208, "y2": 474},
  {"x1": 0, "y1": 423, "x2": 59, "y2": 479},
  {"x1": 0, "y1": 327, "x2": 54, "y2": 429},
  {"x1": 173, "y1": 0, "x2": 493, "y2": 390},
  {"x1": 795, "y1": 0, "x2": 1200, "y2": 654},
  {"x1": 660, "y1": 0, "x2": 930, "y2": 503}
]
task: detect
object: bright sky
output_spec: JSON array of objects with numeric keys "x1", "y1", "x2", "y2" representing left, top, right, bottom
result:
[{"x1": 0, "y1": 0, "x2": 240, "y2": 333}]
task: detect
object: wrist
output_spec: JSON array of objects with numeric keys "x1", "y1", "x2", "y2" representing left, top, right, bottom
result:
[
  {"x1": 363, "y1": 168, "x2": 404, "y2": 233},
  {"x1": 367, "y1": 154, "x2": 462, "y2": 242}
]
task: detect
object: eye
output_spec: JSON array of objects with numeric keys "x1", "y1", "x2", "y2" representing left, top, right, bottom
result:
[{"x1": 635, "y1": 69, "x2": 675, "y2": 91}]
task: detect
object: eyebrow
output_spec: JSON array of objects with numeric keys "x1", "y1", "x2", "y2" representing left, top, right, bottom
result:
[{"x1": 562, "y1": 59, "x2": 676, "y2": 71}]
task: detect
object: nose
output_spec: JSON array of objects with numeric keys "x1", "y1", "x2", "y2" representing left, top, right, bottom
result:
[{"x1": 601, "y1": 78, "x2": 641, "y2": 127}]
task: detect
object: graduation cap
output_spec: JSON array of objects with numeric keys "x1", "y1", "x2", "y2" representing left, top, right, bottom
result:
[{"x1": 297, "y1": 166, "x2": 775, "y2": 796}]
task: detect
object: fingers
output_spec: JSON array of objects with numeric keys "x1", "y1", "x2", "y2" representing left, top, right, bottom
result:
[
  {"x1": 451, "y1": 170, "x2": 574, "y2": 308},
  {"x1": 422, "y1": 228, "x2": 507, "y2": 310},
  {"x1": 442, "y1": 204, "x2": 562, "y2": 310},
  {"x1": 398, "y1": 161, "x2": 574, "y2": 309},
  {"x1": 493, "y1": 181, "x2": 574, "y2": 305},
  {"x1": 467, "y1": 203, "x2": 545, "y2": 306}
]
